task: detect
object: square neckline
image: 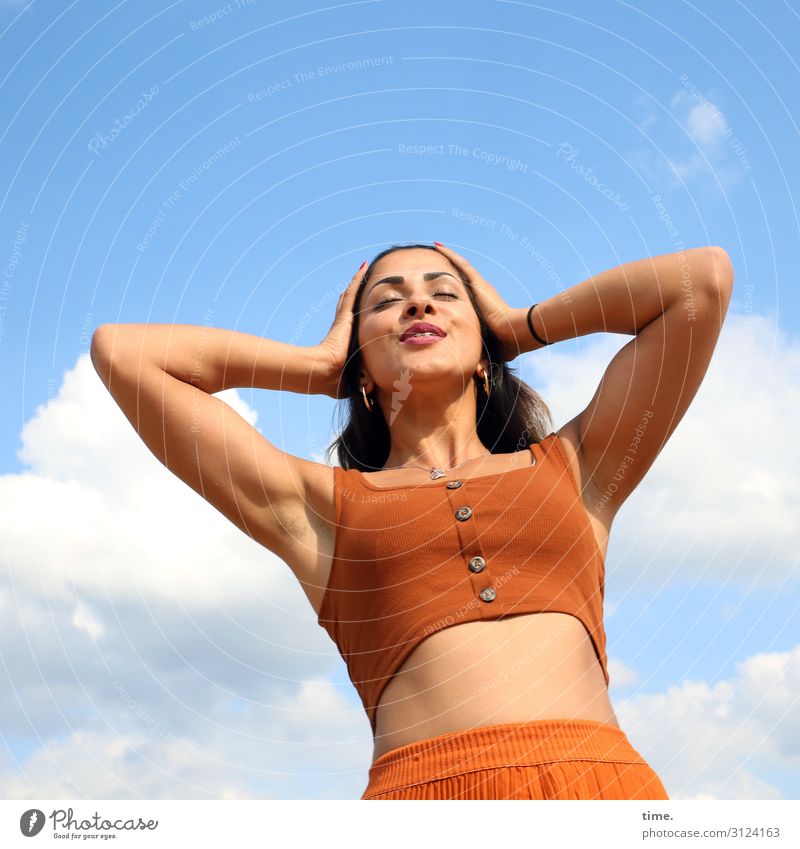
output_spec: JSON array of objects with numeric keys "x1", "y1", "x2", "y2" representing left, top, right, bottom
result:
[{"x1": 350, "y1": 434, "x2": 555, "y2": 491}]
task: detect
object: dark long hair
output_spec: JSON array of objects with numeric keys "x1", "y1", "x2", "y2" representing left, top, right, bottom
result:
[{"x1": 327, "y1": 243, "x2": 553, "y2": 471}]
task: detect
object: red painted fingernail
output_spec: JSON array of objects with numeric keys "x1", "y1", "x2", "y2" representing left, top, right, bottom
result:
[
  {"x1": 359, "y1": 261, "x2": 367, "y2": 269},
  {"x1": 433, "y1": 241, "x2": 444, "y2": 247}
]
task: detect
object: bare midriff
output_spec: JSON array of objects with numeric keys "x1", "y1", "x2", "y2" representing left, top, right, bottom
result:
[{"x1": 371, "y1": 610, "x2": 618, "y2": 761}]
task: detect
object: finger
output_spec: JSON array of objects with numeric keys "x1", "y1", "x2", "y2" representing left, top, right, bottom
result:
[
  {"x1": 347, "y1": 261, "x2": 370, "y2": 305},
  {"x1": 433, "y1": 243, "x2": 475, "y2": 280},
  {"x1": 332, "y1": 268, "x2": 367, "y2": 332},
  {"x1": 433, "y1": 242, "x2": 467, "y2": 263},
  {"x1": 344, "y1": 261, "x2": 368, "y2": 299},
  {"x1": 433, "y1": 242, "x2": 461, "y2": 262},
  {"x1": 336, "y1": 261, "x2": 367, "y2": 310}
]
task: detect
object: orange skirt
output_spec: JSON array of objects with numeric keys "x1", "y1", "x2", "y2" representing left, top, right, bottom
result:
[{"x1": 362, "y1": 718, "x2": 669, "y2": 800}]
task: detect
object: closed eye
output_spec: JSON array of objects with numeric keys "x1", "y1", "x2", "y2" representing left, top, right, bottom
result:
[{"x1": 373, "y1": 291, "x2": 458, "y2": 309}]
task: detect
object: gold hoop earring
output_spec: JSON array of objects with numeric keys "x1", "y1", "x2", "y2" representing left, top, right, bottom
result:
[
  {"x1": 478, "y1": 368, "x2": 491, "y2": 399},
  {"x1": 360, "y1": 385, "x2": 374, "y2": 411}
]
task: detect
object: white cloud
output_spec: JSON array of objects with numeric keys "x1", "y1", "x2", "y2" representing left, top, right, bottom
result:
[
  {"x1": 7, "y1": 355, "x2": 294, "y2": 606},
  {"x1": 616, "y1": 644, "x2": 800, "y2": 799},
  {"x1": 0, "y1": 666, "x2": 370, "y2": 799},
  {"x1": 529, "y1": 309, "x2": 800, "y2": 587},
  {"x1": 669, "y1": 89, "x2": 729, "y2": 146},
  {"x1": 71, "y1": 601, "x2": 104, "y2": 640},
  {"x1": 686, "y1": 102, "x2": 727, "y2": 145},
  {"x1": 0, "y1": 355, "x2": 369, "y2": 798},
  {"x1": 607, "y1": 656, "x2": 641, "y2": 688},
  {"x1": 628, "y1": 87, "x2": 747, "y2": 191},
  {"x1": 0, "y1": 730, "x2": 253, "y2": 799}
]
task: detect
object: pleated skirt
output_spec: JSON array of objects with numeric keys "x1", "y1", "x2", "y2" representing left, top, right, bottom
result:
[{"x1": 362, "y1": 717, "x2": 669, "y2": 800}]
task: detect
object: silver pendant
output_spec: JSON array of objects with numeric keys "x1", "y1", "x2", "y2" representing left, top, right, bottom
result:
[{"x1": 430, "y1": 468, "x2": 446, "y2": 480}]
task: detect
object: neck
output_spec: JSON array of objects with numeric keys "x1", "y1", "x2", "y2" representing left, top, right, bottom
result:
[{"x1": 377, "y1": 394, "x2": 490, "y2": 471}]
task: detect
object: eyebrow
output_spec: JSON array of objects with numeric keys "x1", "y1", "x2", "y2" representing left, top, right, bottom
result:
[{"x1": 365, "y1": 270, "x2": 458, "y2": 298}]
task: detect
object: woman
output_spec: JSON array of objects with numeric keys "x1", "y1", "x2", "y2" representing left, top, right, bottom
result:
[{"x1": 91, "y1": 240, "x2": 733, "y2": 800}]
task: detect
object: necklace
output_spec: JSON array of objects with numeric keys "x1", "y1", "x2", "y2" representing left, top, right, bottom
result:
[{"x1": 383, "y1": 453, "x2": 491, "y2": 480}]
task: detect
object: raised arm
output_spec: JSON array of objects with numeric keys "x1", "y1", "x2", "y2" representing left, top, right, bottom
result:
[
  {"x1": 89, "y1": 262, "x2": 365, "y2": 589},
  {"x1": 531, "y1": 246, "x2": 734, "y2": 521},
  {"x1": 89, "y1": 322, "x2": 335, "y2": 558}
]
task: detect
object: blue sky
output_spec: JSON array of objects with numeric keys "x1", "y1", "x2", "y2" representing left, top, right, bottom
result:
[{"x1": 1, "y1": 0, "x2": 799, "y2": 800}]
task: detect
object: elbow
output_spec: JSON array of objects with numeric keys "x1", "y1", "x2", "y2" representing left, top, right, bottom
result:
[
  {"x1": 90, "y1": 324, "x2": 121, "y2": 384},
  {"x1": 705, "y1": 246, "x2": 734, "y2": 292},
  {"x1": 90, "y1": 324, "x2": 111, "y2": 367},
  {"x1": 693, "y1": 247, "x2": 734, "y2": 324}
]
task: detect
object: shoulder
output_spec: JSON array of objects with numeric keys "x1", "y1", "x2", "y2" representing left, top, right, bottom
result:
[{"x1": 552, "y1": 420, "x2": 615, "y2": 530}]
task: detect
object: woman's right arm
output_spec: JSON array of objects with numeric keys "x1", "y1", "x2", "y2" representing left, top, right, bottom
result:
[
  {"x1": 91, "y1": 323, "x2": 336, "y2": 395},
  {"x1": 89, "y1": 323, "x2": 336, "y2": 561}
]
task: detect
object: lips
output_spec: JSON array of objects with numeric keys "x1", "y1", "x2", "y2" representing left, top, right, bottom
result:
[{"x1": 399, "y1": 322, "x2": 447, "y2": 341}]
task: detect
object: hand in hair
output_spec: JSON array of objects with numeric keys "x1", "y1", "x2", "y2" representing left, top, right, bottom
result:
[
  {"x1": 433, "y1": 243, "x2": 521, "y2": 362},
  {"x1": 315, "y1": 260, "x2": 367, "y2": 399}
]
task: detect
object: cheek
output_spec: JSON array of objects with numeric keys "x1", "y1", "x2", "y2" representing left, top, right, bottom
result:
[
  {"x1": 452, "y1": 307, "x2": 482, "y2": 336},
  {"x1": 361, "y1": 311, "x2": 394, "y2": 342},
  {"x1": 357, "y1": 315, "x2": 389, "y2": 356}
]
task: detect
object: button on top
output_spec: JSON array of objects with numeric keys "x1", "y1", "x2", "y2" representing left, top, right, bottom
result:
[
  {"x1": 446, "y1": 480, "x2": 463, "y2": 489},
  {"x1": 468, "y1": 556, "x2": 486, "y2": 573},
  {"x1": 455, "y1": 506, "x2": 473, "y2": 521},
  {"x1": 479, "y1": 587, "x2": 497, "y2": 602}
]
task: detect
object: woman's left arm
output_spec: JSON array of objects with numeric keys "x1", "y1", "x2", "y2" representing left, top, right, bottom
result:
[{"x1": 527, "y1": 246, "x2": 734, "y2": 519}]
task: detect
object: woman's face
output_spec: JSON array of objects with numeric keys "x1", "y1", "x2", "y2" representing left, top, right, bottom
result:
[{"x1": 357, "y1": 248, "x2": 486, "y2": 398}]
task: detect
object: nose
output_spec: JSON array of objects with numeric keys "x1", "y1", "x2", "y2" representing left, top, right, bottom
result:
[{"x1": 402, "y1": 294, "x2": 437, "y2": 318}]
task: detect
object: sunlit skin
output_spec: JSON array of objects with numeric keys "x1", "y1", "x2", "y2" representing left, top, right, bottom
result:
[
  {"x1": 335, "y1": 248, "x2": 624, "y2": 757},
  {"x1": 357, "y1": 249, "x2": 496, "y2": 473}
]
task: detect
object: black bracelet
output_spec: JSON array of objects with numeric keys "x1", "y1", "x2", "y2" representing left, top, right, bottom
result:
[{"x1": 527, "y1": 303, "x2": 550, "y2": 346}]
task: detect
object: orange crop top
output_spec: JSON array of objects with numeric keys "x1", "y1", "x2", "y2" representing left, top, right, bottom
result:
[{"x1": 317, "y1": 432, "x2": 609, "y2": 735}]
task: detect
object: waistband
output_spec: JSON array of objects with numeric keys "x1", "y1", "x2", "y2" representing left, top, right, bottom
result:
[{"x1": 364, "y1": 718, "x2": 646, "y2": 798}]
